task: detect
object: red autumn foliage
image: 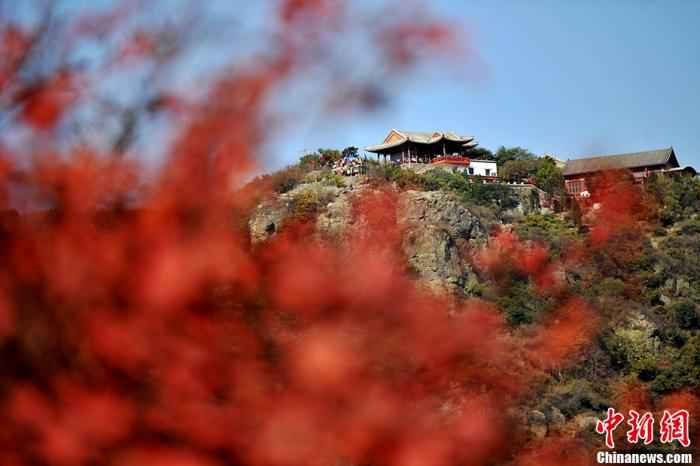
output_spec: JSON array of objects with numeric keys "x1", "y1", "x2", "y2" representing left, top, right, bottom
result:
[
  {"x1": 118, "y1": 31, "x2": 157, "y2": 63},
  {"x1": 614, "y1": 382, "x2": 654, "y2": 415},
  {"x1": 18, "y1": 71, "x2": 78, "y2": 131},
  {"x1": 0, "y1": 2, "x2": 689, "y2": 465},
  {"x1": 280, "y1": 0, "x2": 332, "y2": 25},
  {"x1": 526, "y1": 298, "x2": 600, "y2": 370},
  {"x1": 0, "y1": 152, "x2": 602, "y2": 464},
  {"x1": 584, "y1": 170, "x2": 651, "y2": 247},
  {"x1": 473, "y1": 228, "x2": 566, "y2": 296},
  {"x1": 0, "y1": 26, "x2": 31, "y2": 92},
  {"x1": 380, "y1": 22, "x2": 456, "y2": 67},
  {"x1": 516, "y1": 437, "x2": 593, "y2": 466}
]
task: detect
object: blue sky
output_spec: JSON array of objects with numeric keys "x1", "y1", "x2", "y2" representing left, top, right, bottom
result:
[{"x1": 274, "y1": 1, "x2": 700, "y2": 170}]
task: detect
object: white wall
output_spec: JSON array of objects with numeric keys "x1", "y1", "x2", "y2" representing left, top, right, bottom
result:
[
  {"x1": 467, "y1": 160, "x2": 497, "y2": 177},
  {"x1": 381, "y1": 156, "x2": 498, "y2": 177}
]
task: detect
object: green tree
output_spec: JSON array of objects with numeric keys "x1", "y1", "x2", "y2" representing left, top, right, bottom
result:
[
  {"x1": 672, "y1": 300, "x2": 699, "y2": 330},
  {"x1": 645, "y1": 174, "x2": 700, "y2": 225},
  {"x1": 494, "y1": 146, "x2": 536, "y2": 166},
  {"x1": 535, "y1": 157, "x2": 565, "y2": 194},
  {"x1": 317, "y1": 149, "x2": 343, "y2": 167},
  {"x1": 299, "y1": 152, "x2": 321, "y2": 169},
  {"x1": 342, "y1": 146, "x2": 359, "y2": 158},
  {"x1": 500, "y1": 159, "x2": 539, "y2": 182},
  {"x1": 459, "y1": 178, "x2": 519, "y2": 210},
  {"x1": 398, "y1": 168, "x2": 518, "y2": 210},
  {"x1": 464, "y1": 147, "x2": 495, "y2": 160}
]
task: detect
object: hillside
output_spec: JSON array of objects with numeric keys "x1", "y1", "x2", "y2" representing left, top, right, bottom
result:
[{"x1": 244, "y1": 158, "x2": 700, "y2": 457}]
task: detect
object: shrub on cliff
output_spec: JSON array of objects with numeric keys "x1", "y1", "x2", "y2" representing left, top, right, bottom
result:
[
  {"x1": 496, "y1": 282, "x2": 552, "y2": 326},
  {"x1": 365, "y1": 161, "x2": 425, "y2": 189},
  {"x1": 420, "y1": 169, "x2": 518, "y2": 210},
  {"x1": 514, "y1": 213, "x2": 579, "y2": 255},
  {"x1": 672, "y1": 300, "x2": 700, "y2": 330},
  {"x1": 646, "y1": 174, "x2": 700, "y2": 225},
  {"x1": 651, "y1": 334, "x2": 700, "y2": 394}
]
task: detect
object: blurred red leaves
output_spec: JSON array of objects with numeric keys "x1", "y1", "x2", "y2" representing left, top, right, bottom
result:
[
  {"x1": 585, "y1": 171, "x2": 651, "y2": 248},
  {"x1": 0, "y1": 2, "x2": 685, "y2": 466},
  {"x1": 71, "y1": 1, "x2": 136, "y2": 41},
  {"x1": 516, "y1": 437, "x2": 592, "y2": 466},
  {"x1": 280, "y1": 0, "x2": 332, "y2": 25},
  {"x1": 614, "y1": 382, "x2": 654, "y2": 415},
  {"x1": 380, "y1": 22, "x2": 456, "y2": 67},
  {"x1": 118, "y1": 31, "x2": 157, "y2": 63},
  {"x1": 0, "y1": 26, "x2": 32, "y2": 92},
  {"x1": 8, "y1": 382, "x2": 134, "y2": 465},
  {"x1": 526, "y1": 298, "x2": 599, "y2": 370},
  {"x1": 0, "y1": 167, "x2": 555, "y2": 464},
  {"x1": 113, "y1": 447, "x2": 222, "y2": 466},
  {"x1": 18, "y1": 71, "x2": 79, "y2": 131},
  {"x1": 474, "y1": 229, "x2": 566, "y2": 295}
]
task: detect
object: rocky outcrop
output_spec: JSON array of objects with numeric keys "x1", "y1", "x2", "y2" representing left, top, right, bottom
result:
[
  {"x1": 527, "y1": 410, "x2": 548, "y2": 439},
  {"x1": 504, "y1": 185, "x2": 548, "y2": 216},
  {"x1": 398, "y1": 190, "x2": 490, "y2": 294},
  {"x1": 248, "y1": 183, "x2": 344, "y2": 243},
  {"x1": 248, "y1": 199, "x2": 289, "y2": 244},
  {"x1": 248, "y1": 181, "x2": 494, "y2": 296},
  {"x1": 316, "y1": 190, "x2": 353, "y2": 240}
]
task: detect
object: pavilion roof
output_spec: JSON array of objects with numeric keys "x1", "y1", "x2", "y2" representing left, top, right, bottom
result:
[{"x1": 365, "y1": 129, "x2": 478, "y2": 153}]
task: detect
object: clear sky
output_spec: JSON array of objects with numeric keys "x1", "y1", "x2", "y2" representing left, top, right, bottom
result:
[{"x1": 275, "y1": 1, "x2": 700, "y2": 170}]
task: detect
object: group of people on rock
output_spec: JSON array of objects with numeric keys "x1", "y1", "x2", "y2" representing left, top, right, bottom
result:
[{"x1": 332, "y1": 156, "x2": 364, "y2": 176}]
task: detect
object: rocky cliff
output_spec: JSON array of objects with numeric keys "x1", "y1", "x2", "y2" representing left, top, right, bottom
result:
[{"x1": 249, "y1": 179, "x2": 495, "y2": 296}]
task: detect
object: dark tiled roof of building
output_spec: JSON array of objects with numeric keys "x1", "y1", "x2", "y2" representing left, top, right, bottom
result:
[{"x1": 562, "y1": 148, "x2": 677, "y2": 176}]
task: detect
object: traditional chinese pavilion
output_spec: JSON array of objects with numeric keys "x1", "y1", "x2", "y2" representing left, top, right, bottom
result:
[{"x1": 365, "y1": 130, "x2": 478, "y2": 166}]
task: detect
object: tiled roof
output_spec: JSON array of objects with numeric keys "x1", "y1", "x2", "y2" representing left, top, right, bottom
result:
[
  {"x1": 562, "y1": 148, "x2": 677, "y2": 176},
  {"x1": 366, "y1": 130, "x2": 477, "y2": 152}
]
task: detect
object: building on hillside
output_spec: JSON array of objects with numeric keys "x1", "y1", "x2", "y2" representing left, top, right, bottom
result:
[
  {"x1": 365, "y1": 129, "x2": 497, "y2": 178},
  {"x1": 429, "y1": 156, "x2": 497, "y2": 180},
  {"x1": 562, "y1": 147, "x2": 696, "y2": 197},
  {"x1": 464, "y1": 159, "x2": 498, "y2": 178}
]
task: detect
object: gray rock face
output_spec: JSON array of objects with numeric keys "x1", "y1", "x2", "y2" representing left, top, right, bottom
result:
[
  {"x1": 527, "y1": 410, "x2": 548, "y2": 439},
  {"x1": 504, "y1": 185, "x2": 541, "y2": 215},
  {"x1": 548, "y1": 407, "x2": 566, "y2": 430},
  {"x1": 398, "y1": 191, "x2": 489, "y2": 295},
  {"x1": 525, "y1": 406, "x2": 567, "y2": 438},
  {"x1": 248, "y1": 183, "x2": 493, "y2": 296},
  {"x1": 528, "y1": 410, "x2": 547, "y2": 424},
  {"x1": 398, "y1": 190, "x2": 488, "y2": 241},
  {"x1": 316, "y1": 192, "x2": 352, "y2": 241},
  {"x1": 573, "y1": 414, "x2": 598, "y2": 432},
  {"x1": 248, "y1": 183, "x2": 343, "y2": 243},
  {"x1": 248, "y1": 199, "x2": 289, "y2": 244}
]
